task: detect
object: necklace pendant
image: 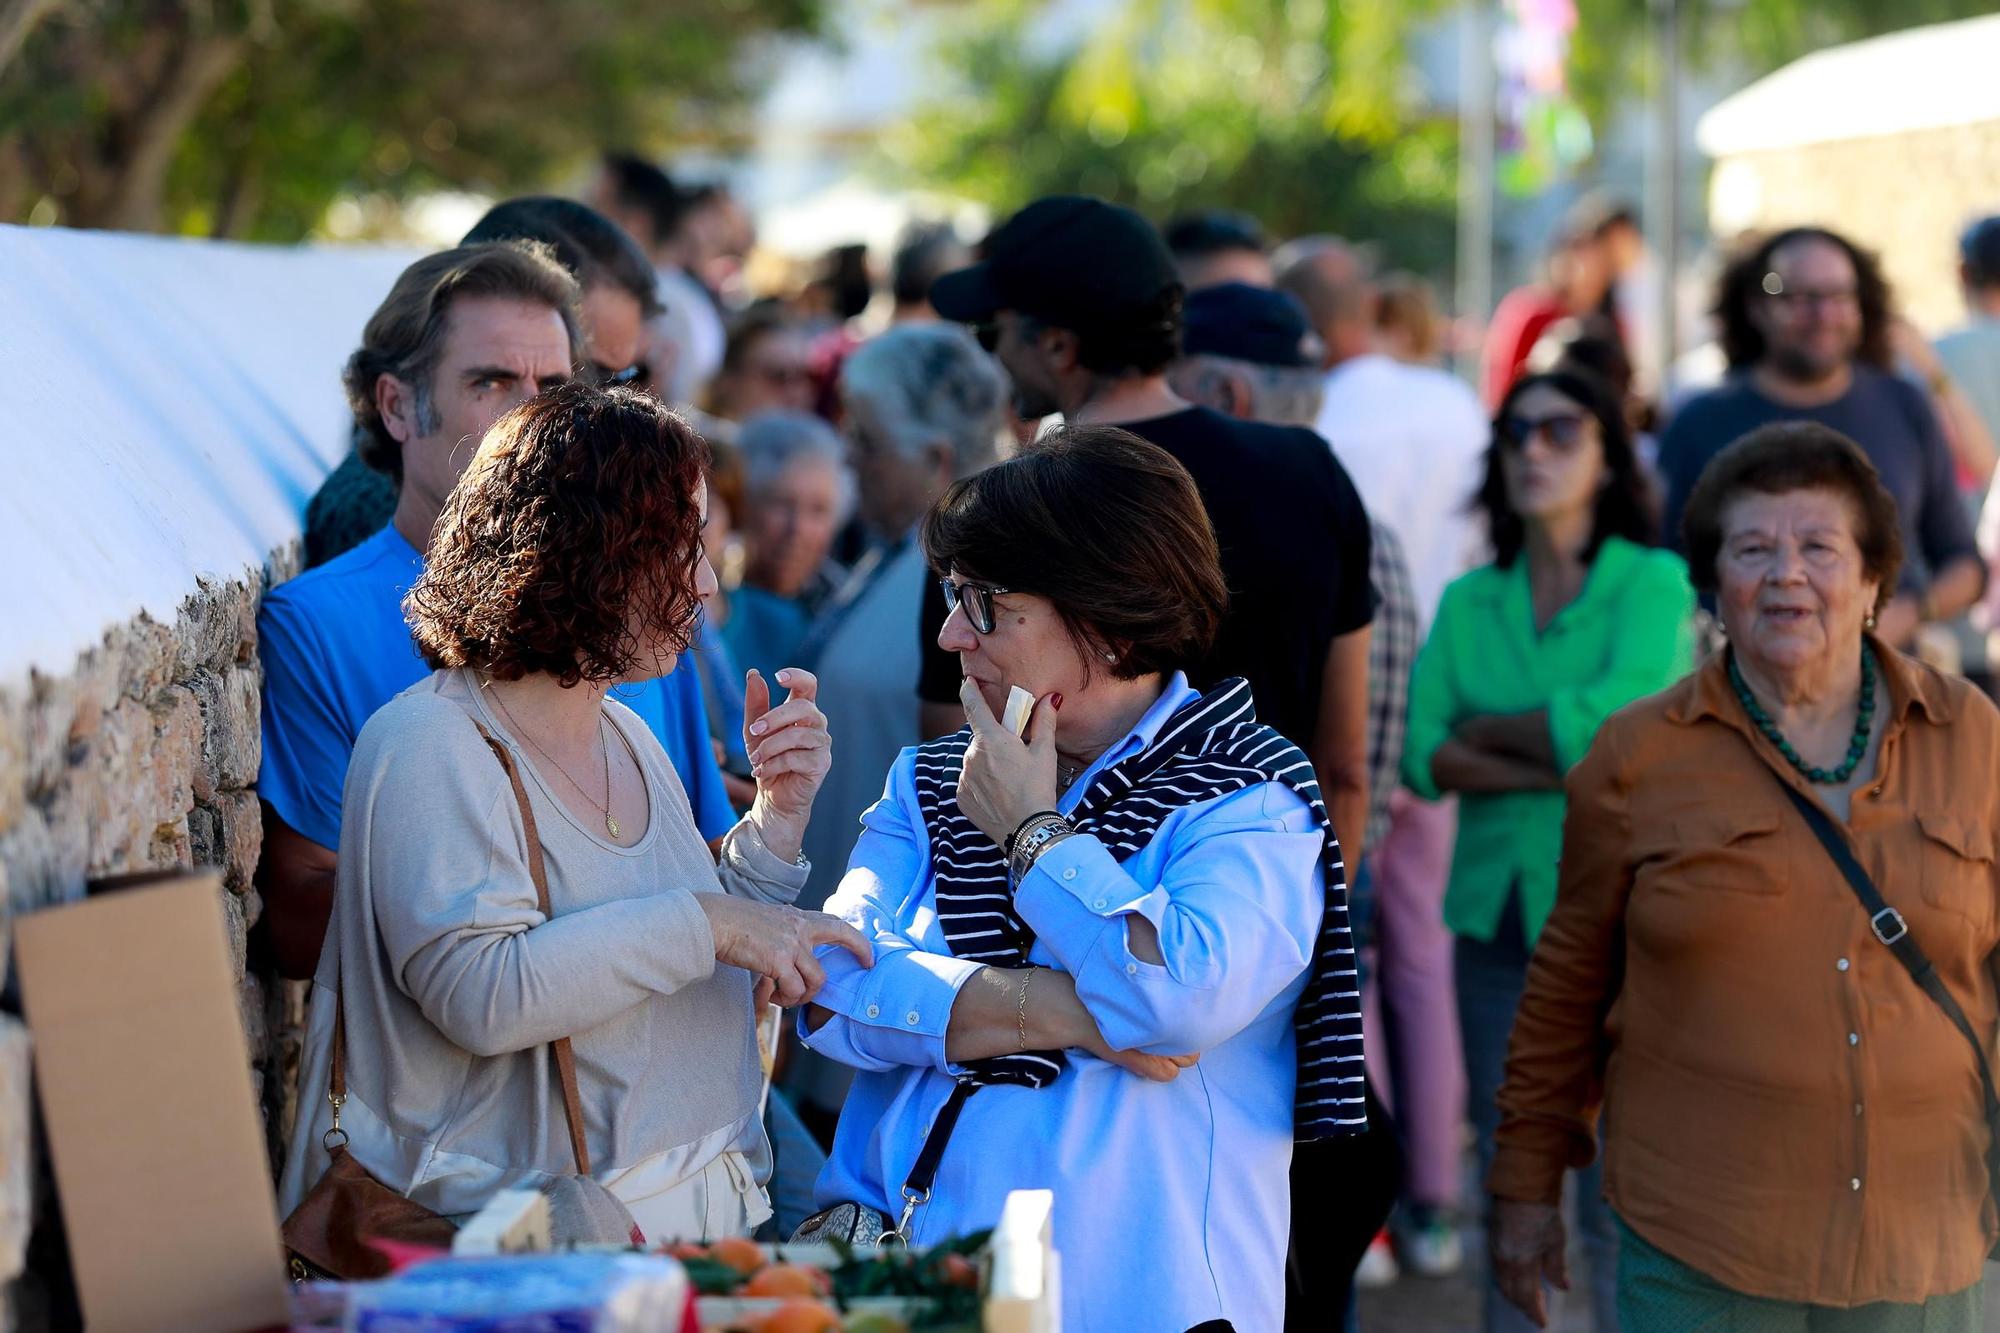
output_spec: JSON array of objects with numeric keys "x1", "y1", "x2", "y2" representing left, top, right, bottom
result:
[{"x1": 606, "y1": 814, "x2": 621, "y2": 838}]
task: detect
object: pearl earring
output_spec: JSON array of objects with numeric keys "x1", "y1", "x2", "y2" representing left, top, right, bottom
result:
[
  {"x1": 1864, "y1": 611, "x2": 1877, "y2": 631},
  {"x1": 1102, "y1": 651, "x2": 1117, "y2": 662}
]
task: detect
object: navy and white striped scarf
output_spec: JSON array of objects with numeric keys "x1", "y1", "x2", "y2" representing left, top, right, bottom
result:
[{"x1": 910, "y1": 678, "x2": 1368, "y2": 1140}]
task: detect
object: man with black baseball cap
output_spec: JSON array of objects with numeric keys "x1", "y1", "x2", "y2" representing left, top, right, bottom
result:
[
  {"x1": 1164, "y1": 207, "x2": 1276, "y2": 290},
  {"x1": 917, "y1": 198, "x2": 1389, "y2": 1328},
  {"x1": 922, "y1": 195, "x2": 1373, "y2": 855}
]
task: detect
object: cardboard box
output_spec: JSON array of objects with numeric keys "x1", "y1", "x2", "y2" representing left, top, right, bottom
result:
[{"x1": 15, "y1": 873, "x2": 290, "y2": 1332}]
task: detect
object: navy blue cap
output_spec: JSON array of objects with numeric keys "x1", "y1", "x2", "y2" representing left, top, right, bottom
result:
[
  {"x1": 1181, "y1": 282, "x2": 1315, "y2": 368},
  {"x1": 930, "y1": 195, "x2": 1180, "y2": 331},
  {"x1": 1962, "y1": 216, "x2": 2000, "y2": 287}
]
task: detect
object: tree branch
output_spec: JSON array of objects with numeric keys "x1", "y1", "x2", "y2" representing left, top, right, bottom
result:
[
  {"x1": 0, "y1": 0, "x2": 61, "y2": 76},
  {"x1": 102, "y1": 29, "x2": 247, "y2": 231}
]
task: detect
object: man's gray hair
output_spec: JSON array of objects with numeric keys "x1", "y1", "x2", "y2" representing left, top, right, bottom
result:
[
  {"x1": 737, "y1": 409, "x2": 858, "y2": 520},
  {"x1": 840, "y1": 324, "x2": 1006, "y2": 476},
  {"x1": 1176, "y1": 352, "x2": 1326, "y2": 428}
]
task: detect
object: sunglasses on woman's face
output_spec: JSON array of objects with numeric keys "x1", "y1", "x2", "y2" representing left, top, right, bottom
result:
[
  {"x1": 939, "y1": 577, "x2": 1013, "y2": 634},
  {"x1": 1498, "y1": 412, "x2": 1590, "y2": 452}
]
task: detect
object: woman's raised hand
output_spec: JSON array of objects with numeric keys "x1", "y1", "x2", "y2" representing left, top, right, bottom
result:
[
  {"x1": 956, "y1": 679, "x2": 1060, "y2": 847},
  {"x1": 696, "y1": 894, "x2": 874, "y2": 1008},
  {"x1": 743, "y1": 668, "x2": 831, "y2": 860}
]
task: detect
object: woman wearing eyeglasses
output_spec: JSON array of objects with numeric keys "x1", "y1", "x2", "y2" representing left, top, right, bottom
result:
[
  {"x1": 1402, "y1": 367, "x2": 1695, "y2": 1333},
  {"x1": 795, "y1": 425, "x2": 1366, "y2": 1333}
]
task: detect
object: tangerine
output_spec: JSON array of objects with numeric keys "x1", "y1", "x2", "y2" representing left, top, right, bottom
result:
[
  {"x1": 757, "y1": 1297, "x2": 843, "y2": 1333},
  {"x1": 662, "y1": 1240, "x2": 707, "y2": 1261},
  {"x1": 741, "y1": 1263, "x2": 821, "y2": 1297},
  {"x1": 937, "y1": 1252, "x2": 979, "y2": 1290},
  {"x1": 708, "y1": 1235, "x2": 767, "y2": 1275}
]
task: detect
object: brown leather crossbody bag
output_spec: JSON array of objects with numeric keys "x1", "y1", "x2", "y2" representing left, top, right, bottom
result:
[{"x1": 281, "y1": 722, "x2": 597, "y2": 1279}]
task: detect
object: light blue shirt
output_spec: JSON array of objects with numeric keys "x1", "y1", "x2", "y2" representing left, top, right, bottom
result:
[
  {"x1": 802, "y1": 675, "x2": 1324, "y2": 1333},
  {"x1": 258, "y1": 525, "x2": 734, "y2": 851}
]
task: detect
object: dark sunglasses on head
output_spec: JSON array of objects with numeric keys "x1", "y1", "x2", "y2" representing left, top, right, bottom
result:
[
  {"x1": 939, "y1": 577, "x2": 1014, "y2": 634},
  {"x1": 592, "y1": 361, "x2": 648, "y2": 389},
  {"x1": 1498, "y1": 412, "x2": 1589, "y2": 452}
]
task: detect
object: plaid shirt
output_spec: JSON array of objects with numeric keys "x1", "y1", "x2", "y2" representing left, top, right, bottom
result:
[{"x1": 1364, "y1": 519, "x2": 1418, "y2": 852}]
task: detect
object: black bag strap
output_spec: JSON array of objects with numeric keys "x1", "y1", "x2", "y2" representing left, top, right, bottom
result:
[
  {"x1": 881, "y1": 1078, "x2": 977, "y2": 1244},
  {"x1": 1778, "y1": 781, "x2": 2000, "y2": 1122}
]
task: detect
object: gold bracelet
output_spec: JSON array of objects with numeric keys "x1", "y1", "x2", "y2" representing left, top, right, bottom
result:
[{"x1": 1017, "y1": 968, "x2": 1034, "y2": 1051}]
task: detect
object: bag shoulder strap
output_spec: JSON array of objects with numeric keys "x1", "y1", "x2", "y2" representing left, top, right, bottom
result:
[
  {"x1": 328, "y1": 718, "x2": 594, "y2": 1178},
  {"x1": 1778, "y1": 781, "x2": 2000, "y2": 1121}
]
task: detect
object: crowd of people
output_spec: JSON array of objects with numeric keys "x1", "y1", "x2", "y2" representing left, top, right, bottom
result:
[{"x1": 253, "y1": 150, "x2": 2000, "y2": 1332}]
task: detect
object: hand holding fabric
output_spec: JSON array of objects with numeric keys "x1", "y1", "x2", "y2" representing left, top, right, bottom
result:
[{"x1": 955, "y1": 679, "x2": 1059, "y2": 847}]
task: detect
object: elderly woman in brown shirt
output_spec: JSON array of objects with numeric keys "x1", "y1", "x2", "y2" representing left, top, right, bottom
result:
[{"x1": 1489, "y1": 421, "x2": 1998, "y2": 1331}]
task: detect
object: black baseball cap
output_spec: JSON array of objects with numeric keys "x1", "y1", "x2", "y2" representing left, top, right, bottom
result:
[
  {"x1": 930, "y1": 195, "x2": 1181, "y2": 332},
  {"x1": 1182, "y1": 282, "x2": 1316, "y2": 368}
]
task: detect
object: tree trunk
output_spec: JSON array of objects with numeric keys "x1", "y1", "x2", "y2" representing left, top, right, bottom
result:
[
  {"x1": 0, "y1": 0, "x2": 61, "y2": 76},
  {"x1": 98, "y1": 30, "x2": 247, "y2": 232},
  {"x1": 211, "y1": 155, "x2": 260, "y2": 239}
]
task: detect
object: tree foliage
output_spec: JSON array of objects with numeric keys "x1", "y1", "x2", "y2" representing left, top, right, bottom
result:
[
  {"x1": 884, "y1": 0, "x2": 2000, "y2": 273},
  {"x1": 883, "y1": 0, "x2": 1460, "y2": 272},
  {"x1": 0, "y1": 0, "x2": 822, "y2": 239}
]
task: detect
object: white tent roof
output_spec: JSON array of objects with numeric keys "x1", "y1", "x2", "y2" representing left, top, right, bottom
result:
[{"x1": 1698, "y1": 14, "x2": 2000, "y2": 157}]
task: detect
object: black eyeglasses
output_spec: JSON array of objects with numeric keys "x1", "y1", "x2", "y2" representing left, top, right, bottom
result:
[
  {"x1": 973, "y1": 321, "x2": 1001, "y2": 354},
  {"x1": 939, "y1": 577, "x2": 1013, "y2": 634},
  {"x1": 592, "y1": 361, "x2": 649, "y2": 389},
  {"x1": 1498, "y1": 412, "x2": 1590, "y2": 452}
]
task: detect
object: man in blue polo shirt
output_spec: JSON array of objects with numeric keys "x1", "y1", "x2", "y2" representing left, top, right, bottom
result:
[{"x1": 258, "y1": 238, "x2": 734, "y2": 979}]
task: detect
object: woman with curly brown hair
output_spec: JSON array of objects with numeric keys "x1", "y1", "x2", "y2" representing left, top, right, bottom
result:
[{"x1": 279, "y1": 382, "x2": 871, "y2": 1245}]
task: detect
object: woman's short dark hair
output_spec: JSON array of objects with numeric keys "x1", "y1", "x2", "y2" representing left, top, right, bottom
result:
[
  {"x1": 1477, "y1": 368, "x2": 1658, "y2": 568},
  {"x1": 1681, "y1": 421, "x2": 1903, "y2": 610},
  {"x1": 406, "y1": 382, "x2": 710, "y2": 686},
  {"x1": 1715, "y1": 226, "x2": 1893, "y2": 372},
  {"x1": 920, "y1": 424, "x2": 1226, "y2": 680}
]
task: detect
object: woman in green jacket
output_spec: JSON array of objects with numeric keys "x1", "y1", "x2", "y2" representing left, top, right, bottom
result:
[{"x1": 1404, "y1": 367, "x2": 1695, "y2": 1333}]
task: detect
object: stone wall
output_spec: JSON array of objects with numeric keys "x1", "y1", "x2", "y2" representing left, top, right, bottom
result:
[
  {"x1": 0, "y1": 547, "x2": 299, "y2": 1327},
  {"x1": 0, "y1": 225, "x2": 420, "y2": 1332},
  {"x1": 1710, "y1": 120, "x2": 2000, "y2": 332}
]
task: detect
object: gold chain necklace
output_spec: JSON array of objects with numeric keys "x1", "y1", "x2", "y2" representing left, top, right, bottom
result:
[{"x1": 485, "y1": 681, "x2": 621, "y2": 838}]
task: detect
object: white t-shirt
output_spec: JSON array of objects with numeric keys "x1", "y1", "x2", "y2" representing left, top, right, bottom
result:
[
  {"x1": 651, "y1": 266, "x2": 727, "y2": 408},
  {"x1": 1315, "y1": 353, "x2": 1491, "y2": 630}
]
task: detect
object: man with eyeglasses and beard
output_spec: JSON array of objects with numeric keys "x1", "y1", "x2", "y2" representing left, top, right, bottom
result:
[{"x1": 1657, "y1": 227, "x2": 1983, "y2": 648}]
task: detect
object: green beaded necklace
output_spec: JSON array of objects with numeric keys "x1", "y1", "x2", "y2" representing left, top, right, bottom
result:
[{"x1": 1727, "y1": 647, "x2": 1876, "y2": 785}]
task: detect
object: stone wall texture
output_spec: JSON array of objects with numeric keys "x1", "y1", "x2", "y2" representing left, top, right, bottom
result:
[
  {"x1": 0, "y1": 545, "x2": 300, "y2": 1329},
  {"x1": 1714, "y1": 120, "x2": 2000, "y2": 332}
]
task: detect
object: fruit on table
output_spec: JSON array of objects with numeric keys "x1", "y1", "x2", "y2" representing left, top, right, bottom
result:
[
  {"x1": 741, "y1": 1263, "x2": 821, "y2": 1298},
  {"x1": 935, "y1": 1253, "x2": 978, "y2": 1290},
  {"x1": 709, "y1": 1235, "x2": 767, "y2": 1275},
  {"x1": 756, "y1": 1297, "x2": 842, "y2": 1333}
]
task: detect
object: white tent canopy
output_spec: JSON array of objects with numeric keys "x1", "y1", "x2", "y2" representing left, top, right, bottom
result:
[{"x1": 1698, "y1": 13, "x2": 2000, "y2": 157}]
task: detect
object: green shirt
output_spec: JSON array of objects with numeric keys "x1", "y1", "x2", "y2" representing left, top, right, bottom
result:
[{"x1": 1402, "y1": 537, "x2": 1696, "y2": 945}]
